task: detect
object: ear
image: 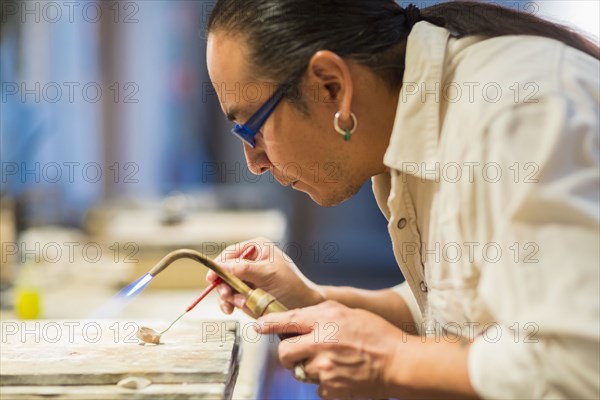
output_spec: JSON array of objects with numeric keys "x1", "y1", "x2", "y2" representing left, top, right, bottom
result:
[{"x1": 307, "y1": 50, "x2": 353, "y2": 122}]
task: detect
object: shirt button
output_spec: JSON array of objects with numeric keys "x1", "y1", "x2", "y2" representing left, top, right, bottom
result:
[
  {"x1": 397, "y1": 218, "x2": 407, "y2": 229},
  {"x1": 420, "y1": 281, "x2": 428, "y2": 292}
]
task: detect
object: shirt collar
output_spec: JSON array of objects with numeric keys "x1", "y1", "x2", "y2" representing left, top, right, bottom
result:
[{"x1": 383, "y1": 21, "x2": 450, "y2": 177}]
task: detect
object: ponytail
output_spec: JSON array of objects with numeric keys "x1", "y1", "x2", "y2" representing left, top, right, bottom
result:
[{"x1": 421, "y1": 2, "x2": 599, "y2": 60}]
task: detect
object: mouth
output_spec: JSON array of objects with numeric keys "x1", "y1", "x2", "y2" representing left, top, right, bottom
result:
[
  {"x1": 291, "y1": 181, "x2": 300, "y2": 189},
  {"x1": 273, "y1": 174, "x2": 297, "y2": 188}
]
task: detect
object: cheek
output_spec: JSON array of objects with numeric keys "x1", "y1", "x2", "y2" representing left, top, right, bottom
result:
[
  {"x1": 263, "y1": 105, "x2": 332, "y2": 176},
  {"x1": 262, "y1": 116, "x2": 311, "y2": 160}
]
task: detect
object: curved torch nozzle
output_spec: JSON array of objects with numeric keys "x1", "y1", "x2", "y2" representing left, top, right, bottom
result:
[{"x1": 147, "y1": 249, "x2": 288, "y2": 317}]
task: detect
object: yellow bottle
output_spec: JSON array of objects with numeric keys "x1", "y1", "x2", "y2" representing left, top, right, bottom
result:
[{"x1": 14, "y1": 256, "x2": 42, "y2": 319}]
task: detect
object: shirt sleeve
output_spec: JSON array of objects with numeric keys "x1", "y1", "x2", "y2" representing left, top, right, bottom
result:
[
  {"x1": 466, "y1": 93, "x2": 600, "y2": 399},
  {"x1": 392, "y1": 281, "x2": 424, "y2": 335}
]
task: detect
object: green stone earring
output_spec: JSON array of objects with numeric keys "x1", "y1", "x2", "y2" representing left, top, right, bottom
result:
[{"x1": 334, "y1": 111, "x2": 358, "y2": 142}]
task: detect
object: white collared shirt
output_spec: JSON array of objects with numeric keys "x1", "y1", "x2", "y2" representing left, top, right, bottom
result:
[{"x1": 373, "y1": 21, "x2": 600, "y2": 399}]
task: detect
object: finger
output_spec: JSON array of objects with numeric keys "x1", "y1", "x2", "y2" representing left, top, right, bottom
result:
[
  {"x1": 210, "y1": 245, "x2": 260, "y2": 286},
  {"x1": 231, "y1": 293, "x2": 247, "y2": 309},
  {"x1": 241, "y1": 304, "x2": 259, "y2": 319},
  {"x1": 211, "y1": 259, "x2": 259, "y2": 282},
  {"x1": 221, "y1": 297, "x2": 256, "y2": 317},
  {"x1": 214, "y1": 243, "x2": 244, "y2": 263},
  {"x1": 318, "y1": 378, "x2": 354, "y2": 400},
  {"x1": 317, "y1": 386, "x2": 331, "y2": 400},
  {"x1": 209, "y1": 262, "x2": 239, "y2": 298},
  {"x1": 227, "y1": 260, "x2": 269, "y2": 284},
  {"x1": 301, "y1": 358, "x2": 322, "y2": 384},
  {"x1": 215, "y1": 239, "x2": 263, "y2": 263},
  {"x1": 219, "y1": 297, "x2": 233, "y2": 314},
  {"x1": 256, "y1": 308, "x2": 315, "y2": 335},
  {"x1": 240, "y1": 244, "x2": 258, "y2": 260},
  {"x1": 278, "y1": 332, "x2": 320, "y2": 369},
  {"x1": 217, "y1": 283, "x2": 232, "y2": 300},
  {"x1": 206, "y1": 263, "x2": 235, "y2": 284},
  {"x1": 206, "y1": 269, "x2": 219, "y2": 283}
]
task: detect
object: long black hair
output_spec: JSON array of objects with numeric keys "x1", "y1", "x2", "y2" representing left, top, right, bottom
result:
[{"x1": 208, "y1": 0, "x2": 599, "y2": 95}]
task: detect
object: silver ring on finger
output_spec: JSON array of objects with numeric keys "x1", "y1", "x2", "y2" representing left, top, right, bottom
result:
[{"x1": 293, "y1": 362, "x2": 308, "y2": 382}]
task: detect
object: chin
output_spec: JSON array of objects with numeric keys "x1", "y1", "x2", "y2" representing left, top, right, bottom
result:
[{"x1": 300, "y1": 182, "x2": 361, "y2": 207}]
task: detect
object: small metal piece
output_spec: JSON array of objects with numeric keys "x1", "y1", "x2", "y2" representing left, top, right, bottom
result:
[{"x1": 136, "y1": 326, "x2": 162, "y2": 345}]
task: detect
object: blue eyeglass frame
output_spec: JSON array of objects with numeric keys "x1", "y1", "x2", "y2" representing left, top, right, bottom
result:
[{"x1": 232, "y1": 82, "x2": 290, "y2": 148}]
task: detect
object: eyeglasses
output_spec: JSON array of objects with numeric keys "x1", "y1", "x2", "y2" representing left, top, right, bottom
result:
[{"x1": 231, "y1": 82, "x2": 290, "y2": 148}]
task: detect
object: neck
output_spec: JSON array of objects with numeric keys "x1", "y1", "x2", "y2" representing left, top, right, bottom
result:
[{"x1": 366, "y1": 85, "x2": 401, "y2": 177}]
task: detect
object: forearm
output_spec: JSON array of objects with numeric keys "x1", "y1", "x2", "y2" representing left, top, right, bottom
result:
[
  {"x1": 387, "y1": 334, "x2": 479, "y2": 399},
  {"x1": 308, "y1": 290, "x2": 478, "y2": 398},
  {"x1": 319, "y1": 285, "x2": 418, "y2": 333}
]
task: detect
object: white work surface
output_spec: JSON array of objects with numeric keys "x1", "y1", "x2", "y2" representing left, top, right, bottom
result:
[
  {"x1": 5, "y1": 207, "x2": 289, "y2": 398},
  {"x1": 2, "y1": 284, "x2": 270, "y2": 400}
]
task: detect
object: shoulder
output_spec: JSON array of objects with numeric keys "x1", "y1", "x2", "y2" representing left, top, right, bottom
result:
[
  {"x1": 439, "y1": 34, "x2": 599, "y2": 146},
  {"x1": 445, "y1": 33, "x2": 599, "y2": 108}
]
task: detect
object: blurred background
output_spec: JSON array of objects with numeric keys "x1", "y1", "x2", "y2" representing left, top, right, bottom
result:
[{"x1": 1, "y1": 0, "x2": 597, "y2": 398}]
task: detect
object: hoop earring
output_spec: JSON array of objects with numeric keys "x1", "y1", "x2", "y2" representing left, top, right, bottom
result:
[{"x1": 334, "y1": 111, "x2": 358, "y2": 141}]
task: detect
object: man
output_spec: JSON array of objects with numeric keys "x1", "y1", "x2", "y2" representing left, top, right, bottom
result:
[{"x1": 205, "y1": 1, "x2": 600, "y2": 398}]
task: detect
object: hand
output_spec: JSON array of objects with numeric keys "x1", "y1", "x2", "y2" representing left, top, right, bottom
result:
[
  {"x1": 255, "y1": 300, "x2": 406, "y2": 399},
  {"x1": 206, "y1": 237, "x2": 325, "y2": 316}
]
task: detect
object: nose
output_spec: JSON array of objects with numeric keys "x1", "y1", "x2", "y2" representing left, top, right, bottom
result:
[{"x1": 244, "y1": 143, "x2": 271, "y2": 175}]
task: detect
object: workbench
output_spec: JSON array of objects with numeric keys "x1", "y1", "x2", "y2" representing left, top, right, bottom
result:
[
  {"x1": 0, "y1": 208, "x2": 288, "y2": 399},
  {"x1": 0, "y1": 319, "x2": 240, "y2": 399}
]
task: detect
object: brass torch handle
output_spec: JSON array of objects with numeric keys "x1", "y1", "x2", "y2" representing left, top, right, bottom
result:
[
  {"x1": 148, "y1": 249, "x2": 253, "y2": 295},
  {"x1": 246, "y1": 288, "x2": 298, "y2": 341},
  {"x1": 246, "y1": 288, "x2": 288, "y2": 316},
  {"x1": 147, "y1": 249, "x2": 297, "y2": 342},
  {"x1": 147, "y1": 249, "x2": 289, "y2": 318}
]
